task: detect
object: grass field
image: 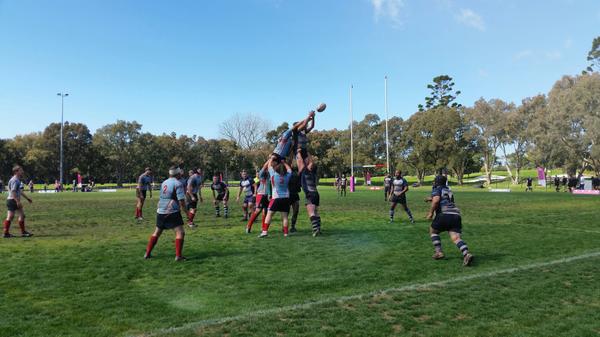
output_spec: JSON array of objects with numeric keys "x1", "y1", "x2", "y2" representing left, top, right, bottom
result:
[{"x1": 1, "y1": 186, "x2": 599, "y2": 337}]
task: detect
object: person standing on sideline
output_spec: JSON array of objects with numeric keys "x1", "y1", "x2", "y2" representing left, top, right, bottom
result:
[
  {"x1": 144, "y1": 166, "x2": 187, "y2": 261},
  {"x1": 425, "y1": 175, "x2": 474, "y2": 266},
  {"x1": 28, "y1": 180, "x2": 34, "y2": 193},
  {"x1": 383, "y1": 173, "x2": 392, "y2": 201},
  {"x1": 135, "y1": 168, "x2": 153, "y2": 220},
  {"x1": 525, "y1": 177, "x2": 533, "y2": 192},
  {"x1": 554, "y1": 176, "x2": 560, "y2": 192},
  {"x1": 4, "y1": 166, "x2": 33, "y2": 238},
  {"x1": 340, "y1": 174, "x2": 347, "y2": 197}
]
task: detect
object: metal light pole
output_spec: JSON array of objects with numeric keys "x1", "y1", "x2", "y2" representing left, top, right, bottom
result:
[
  {"x1": 57, "y1": 92, "x2": 69, "y2": 185},
  {"x1": 350, "y1": 85, "x2": 354, "y2": 179},
  {"x1": 384, "y1": 76, "x2": 390, "y2": 174}
]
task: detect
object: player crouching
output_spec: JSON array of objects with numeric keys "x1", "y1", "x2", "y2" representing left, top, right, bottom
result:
[
  {"x1": 425, "y1": 175, "x2": 474, "y2": 266},
  {"x1": 4, "y1": 165, "x2": 33, "y2": 238},
  {"x1": 144, "y1": 166, "x2": 187, "y2": 261}
]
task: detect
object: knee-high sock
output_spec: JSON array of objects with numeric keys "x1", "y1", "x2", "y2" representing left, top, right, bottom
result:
[
  {"x1": 405, "y1": 207, "x2": 413, "y2": 219},
  {"x1": 247, "y1": 211, "x2": 259, "y2": 229},
  {"x1": 283, "y1": 224, "x2": 289, "y2": 235},
  {"x1": 456, "y1": 240, "x2": 469, "y2": 256},
  {"x1": 431, "y1": 234, "x2": 442, "y2": 252},
  {"x1": 146, "y1": 235, "x2": 158, "y2": 256},
  {"x1": 135, "y1": 207, "x2": 140, "y2": 218},
  {"x1": 3, "y1": 220, "x2": 10, "y2": 235},
  {"x1": 224, "y1": 206, "x2": 229, "y2": 217},
  {"x1": 389, "y1": 209, "x2": 394, "y2": 220},
  {"x1": 175, "y1": 238, "x2": 184, "y2": 257},
  {"x1": 262, "y1": 219, "x2": 270, "y2": 232},
  {"x1": 18, "y1": 220, "x2": 25, "y2": 233},
  {"x1": 215, "y1": 206, "x2": 220, "y2": 215},
  {"x1": 188, "y1": 211, "x2": 195, "y2": 223},
  {"x1": 310, "y1": 216, "x2": 321, "y2": 231}
]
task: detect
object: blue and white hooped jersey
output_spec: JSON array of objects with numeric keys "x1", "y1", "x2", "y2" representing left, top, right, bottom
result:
[
  {"x1": 268, "y1": 167, "x2": 291, "y2": 199},
  {"x1": 239, "y1": 177, "x2": 254, "y2": 197},
  {"x1": 157, "y1": 178, "x2": 186, "y2": 214},
  {"x1": 431, "y1": 186, "x2": 460, "y2": 215}
]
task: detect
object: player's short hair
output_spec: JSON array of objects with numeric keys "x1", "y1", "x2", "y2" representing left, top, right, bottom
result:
[
  {"x1": 168, "y1": 166, "x2": 182, "y2": 177},
  {"x1": 434, "y1": 175, "x2": 447, "y2": 187},
  {"x1": 145, "y1": 167, "x2": 152, "y2": 172},
  {"x1": 12, "y1": 165, "x2": 22, "y2": 174}
]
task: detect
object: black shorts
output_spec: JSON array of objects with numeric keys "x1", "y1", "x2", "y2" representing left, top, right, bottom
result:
[
  {"x1": 215, "y1": 191, "x2": 229, "y2": 202},
  {"x1": 305, "y1": 191, "x2": 320, "y2": 206},
  {"x1": 289, "y1": 193, "x2": 300, "y2": 203},
  {"x1": 136, "y1": 189, "x2": 147, "y2": 199},
  {"x1": 390, "y1": 193, "x2": 407, "y2": 205},
  {"x1": 186, "y1": 193, "x2": 198, "y2": 210},
  {"x1": 243, "y1": 195, "x2": 255, "y2": 204},
  {"x1": 156, "y1": 212, "x2": 184, "y2": 230},
  {"x1": 384, "y1": 187, "x2": 390, "y2": 194},
  {"x1": 256, "y1": 194, "x2": 269, "y2": 209},
  {"x1": 431, "y1": 214, "x2": 462, "y2": 233},
  {"x1": 6, "y1": 199, "x2": 19, "y2": 212},
  {"x1": 268, "y1": 198, "x2": 290, "y2": 213}
]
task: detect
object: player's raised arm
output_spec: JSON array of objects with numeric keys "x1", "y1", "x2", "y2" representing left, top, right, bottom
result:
[
  {"x1": 306, "y1": 115, "x2": 315, "y2": 133},
  {"x1": 292, "y1": 111, "x2": 315, "y2": 132}
]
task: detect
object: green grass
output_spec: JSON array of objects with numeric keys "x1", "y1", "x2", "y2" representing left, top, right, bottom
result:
[{"x1": 0, "y1": 186, "x2": 599, "y2": 337}]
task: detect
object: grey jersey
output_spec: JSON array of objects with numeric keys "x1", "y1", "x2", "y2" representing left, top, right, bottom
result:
[
  {"x1": 7, "y1": 176, "x2": 21, "y2": 200},
  {"x1": 392, "y1": 177, "x2": 408, "y2": 196},
  {"x1": 301, "y1": 167, "x2": 319, "y2": 193},
  {"x1": 384, "y1": 176, "x2": 392, "y2": 188}
]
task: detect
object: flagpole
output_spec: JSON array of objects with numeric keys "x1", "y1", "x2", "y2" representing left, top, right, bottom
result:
[{"x1": 385, "y1": 76, "x2": 390, "y2": 174}]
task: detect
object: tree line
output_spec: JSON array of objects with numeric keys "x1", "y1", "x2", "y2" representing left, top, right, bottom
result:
[{"x1": 1, "y1": 38, "x2": 599, "y2": 186}]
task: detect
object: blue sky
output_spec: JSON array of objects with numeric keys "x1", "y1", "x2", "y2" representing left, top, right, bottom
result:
[{"x1": 1, "y1": 0, "x2": 598, "y2": 139}]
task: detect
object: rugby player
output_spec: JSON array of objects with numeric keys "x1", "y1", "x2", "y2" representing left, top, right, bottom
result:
[
  {"x1": 296, "y1": 150, "x2": 322, "y2": 236},
  {"x1": 425, "y1": 175, "x2": 474, "y2": 266},
  {"x1": 388, "y1": 170, "x2": 414, "y2": 223},
  {"x1": 259, "y1": 158, "x2": 292, "y2": 238},
  {"x1": 340, "y1": 174, "x2": 347, "y2": 197},
  {"x1": 526, "y1": 177, "x2": 533, "y2": 192},
  {"x1": 186, "y1": 169, "x2": 203, "y2": 228},
  {"x1": 292, "y1": 112, "x2": 315, "y2": 160},
  {"x1": 335, "y1": 174, "x2": 341, "y2": 196},
  {"x1": 246, "y1": 162, "x2": 270, "y2": 234},
  {"x1": 3, "y1": 166, "x2": 33, "y2": 238},
  {"x1": 271, "y1": 111, "x2": 315, "y2": 162},
  {"x1": 236, "y1": 170, "x2": 255, "y2": 221},
  {"x1": 211, "y1": 175, "x2": 229, "y2": 218},
  {"x1": 289, "y1": 168, "x2": 302, "y2": 233},
  {"x1": 144, "y1": 166, "x2": 187, "y2": 261},
  {"x1": 383, "y1": 173, "x2": 392, "y2": 201},
  {"x1": 135, "y1": 167, "x2": 153, "y2": 221}
]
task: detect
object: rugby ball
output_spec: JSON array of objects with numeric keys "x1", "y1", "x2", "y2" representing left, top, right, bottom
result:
[{"x1": 316, "y1": 102, "x2": 327, "y2": 113}]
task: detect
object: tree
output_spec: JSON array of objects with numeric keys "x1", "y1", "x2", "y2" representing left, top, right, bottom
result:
[
  {"x1": 466, "y1": 98, "x2": 509, "y2": 185},
  {"x1": 418, "y1": 75, "x2": 462, "y2": 112},
  {"x1": 93, "y1": 120, "x2": 142, "y2": 186},
  {"x1": 219, "y1": 113, "x2": 270, "y2": 151},
  {"x1": 583, "y1": 36, "x2": 600, "y2": 74}
]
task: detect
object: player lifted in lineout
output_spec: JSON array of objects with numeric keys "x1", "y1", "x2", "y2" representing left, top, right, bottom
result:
[
  {"x1": 246, "y1": 162, "x2": 270, "y2": 234},
  {"x1": 4, "y1": 165, "x2": 33, "y2": 238},
  {"x1": 388, "y1": 170, "x2": 414, "y2": 224},
  {"x1": 135, "y1": 167, "x2": 153, "y2": 221},
  {"x1": 259, "y1": 157, "x2": 292, "y2": 238},
  {"x1": 296, "y1": 149, "x2": 322, "y2": 236},
  {"x1": 186, "y1": 168, "x2": 203, "y2": 228},
  {"x1": 144, "y1": 166, "x2": 187, "y2": 261},
  {"x1": 271, "y1": 110, "x2": 316, "y2": 162},
  {"x1": 236, "y1": 170, "x2": 255, "y2": 222},
  {"x1": 211, "y1": 175, "x2": 230, "y2": 218},
  {"x1": 425, "y1": 175, "x2": 474, "y2": 266}
]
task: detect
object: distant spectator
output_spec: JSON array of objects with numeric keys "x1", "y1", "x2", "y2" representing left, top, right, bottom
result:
[
  {"x1": 592, "y1": 176, "x2": 599, "y2": 190},
  {"x1": 28, "y1": 180, "x2": 34, "y2": 193},
  {"x1": 525, "y1": 177, "x2": 533, "y2": 192},
  {"x1": 72, "y1": 179, "x2": 77, "y2": 192},
  {"x1": 554, "y1": 176, "x2": 560, "y2": 192},
  {"x1": 567, "y1": 175, "x2": 578, "y2": 193},
  {"x1": 561, "y1": 176, "x2": 568, "y2": 192},
  {"x1": 44, "y1": 183, "x2": 48, "y2": 192}
]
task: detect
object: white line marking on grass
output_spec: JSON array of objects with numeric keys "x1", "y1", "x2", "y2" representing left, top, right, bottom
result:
[{"x1": 135, "y1": 251, "x2": 600, "y2": 337}]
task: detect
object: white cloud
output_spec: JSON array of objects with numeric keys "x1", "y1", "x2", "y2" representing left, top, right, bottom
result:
[
  {"x1": 514, "y1": 50, "x2": 533, "y2": 60},
  {"x1": 371, "y1": 0, "x2": 405, "y2": 27},
  {"x1": 455, "y1": 8, "x2": 485, "y2": 31}
]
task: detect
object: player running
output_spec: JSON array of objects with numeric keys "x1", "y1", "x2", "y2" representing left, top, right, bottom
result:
[
  {"x1": 135, "y1": 167, "x2": 153, "y2": 221},
  {"x1": 236, "y1": 170, "x2": 255, "y2": 221},
  {"x1": 3, "y1": 166, "x2": 33, "y2": 238},
  {"x1": 297, "y1": 150, "x2": 322, "y2": 236},
  {"x1": 211, "y1": 175, "x2": 230, "y2": 218},
  {"x1": 289, "y1": 168, "x2": 302, "y2": 233},
  {"x1": 388, "y1": 170, "x2": 414, "y2": 224},
  {"x1": 144, "y1": 166, "x2": 187, "y2": 261},
  {"x1": 425, "y1": 175, "x2": 474, "y2": 266},
  {"x1": 383, "y1": 173, "x2": 392, "y2": 201},
  {"x1": 271, "y1": 111, "x2": 315, "y2": 162},
  {"x1": 259, "y1": 158, "x2": 292, "y2": 238},
  {"x1": 246, "y1": 163, "x2": 270, "y2": 234},
  {"x1": 186, "y1": 169, "x2": 203, "y2": 228}
]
